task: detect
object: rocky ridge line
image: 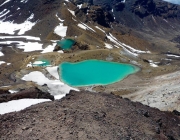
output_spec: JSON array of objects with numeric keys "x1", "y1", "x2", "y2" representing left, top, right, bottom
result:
[{"x1": 0, "y1": 90, "x2": 180, "y2": 139}]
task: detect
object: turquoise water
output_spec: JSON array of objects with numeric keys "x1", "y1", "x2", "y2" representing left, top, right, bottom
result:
[
  {"x1": 59, "y1": 60, "x2": 139, "y2": 87},
  {"x1": 57, "y1": 39, "x2": 75, "y2": 50}
]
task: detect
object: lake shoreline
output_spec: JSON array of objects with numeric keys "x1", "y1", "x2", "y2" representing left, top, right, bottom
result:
[{"x1": 59, "y1": 59, "x2": 139, "y2": 87}]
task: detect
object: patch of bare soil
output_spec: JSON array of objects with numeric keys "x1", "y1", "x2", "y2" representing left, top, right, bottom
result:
[{"x1": 0, "y1": 90, "x2": 180, "y2": 140}]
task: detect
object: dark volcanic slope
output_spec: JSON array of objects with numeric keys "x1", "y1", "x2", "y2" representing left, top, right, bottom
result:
[
  {"x1": 0, "y1": 0, "x2": 64, "y2": 23},
  {"x1": 73, "y1": 0, "x2": 180, "y2": 42},
  {"x1": 0, "y1": 90, "x2": 180, "y2": 139}
]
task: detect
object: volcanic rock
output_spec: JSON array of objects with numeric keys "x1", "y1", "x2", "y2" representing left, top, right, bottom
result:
[
  {"x1": 0, "y1": 87, "x2": 54, "y2": 103},
  {"x1": 0, "y1": 90, "x2": 180, "y2": 139}
]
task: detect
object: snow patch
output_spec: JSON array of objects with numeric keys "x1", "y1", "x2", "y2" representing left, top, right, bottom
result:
[
  {"x1": 0, "y1": 41, "x2": 43, "y2": 52},
  {"x1": 78, "y1": 23, "x2": 87, "y2": 30},
  {"x1": 0, "y1": 0, "x2": 11, "y2": 7},
  {"x1": 167, "y1": 54, "x2": 180, "y2": 58},
  {"x1": 41, "y1": 43, "x2": 56, "y2": 53},
  {"x1": 149, "y1": 60, "x2": 158, "y2": 67},
  {"x1": 0, "y1": 36, "x2": 40, "y2": 41},
  {"x1": 16, "y1": 41, "x2": 43, "y2": 52},
  {"x1": 55, "y1": 13, "x2": 64, "y2": 22},
  {"x1": 122, "y1": 0, "x2": 126, "y2": 3},
  {"x1": 0, "y1": 21, "x2": 36, "y2": 35},
  {"x1": 22, "y1": 71, "x2": 78, "y2": 96},
  {"x1": 163, "y1": 19, "x2": 168, "y2": 23},
  {"x1": 78, "y1": 23, "x2": 95, "y2": 32},
  {"x1": 20, "y1": 0, "x2": 28, "y2": 3},
  {"x1": 46, "y1": 66, "x2": 59, "y2": 80},
  {"x1": 0, "y1": 99, "x2": 50, "y2": 115},
  {"x1": 95, "y1": 26, "x2": 106, "y2": 33},
  {"x1": 0, "y1": 47, "x2": 4, "y2": 56},
  {"x1": 54, "y1": 23, "x2": 67, "y2": 37},
  {"x1": 68, "y1": 9, "x2": 75, "y2": 16},
  {"x1": 77, "y1": 4, "x2": 82, "y2": 9},
  {"x1": 0, "y1": 61, "x2": 5, "y2": 65},
  {"x1": 9, "y1": 90, "x2": 19, "y2": 93},
  {"x1": 106, "y1": 33, "x2": 150, "y2": 56},
  {"x1": 27, "y1": 13, "x2": 34, "y2": 21},
  {"x1": 0, "y1": 41, "x2": 61, "y2": 53},
  {"x1": 104, "y1": 43, "x2": 113, "y2": 49},
  {"x1": 0, "y1": 9, "x2": 10, "y2": 18},
  {"x1": 0, "y1": 52, "x2": 4, "y2": 56}
]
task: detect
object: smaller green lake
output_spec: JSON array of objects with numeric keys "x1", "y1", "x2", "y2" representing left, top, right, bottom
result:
[
  {"x1": 57, "y1": 39, "x2": 75, "y2": 50},
  {"x1": 59, "y1": 60, "x2": 139, "y2": 87}
]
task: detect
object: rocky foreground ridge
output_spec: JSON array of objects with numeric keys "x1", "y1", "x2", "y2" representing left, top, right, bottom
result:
[{"x1": 0, "y1": 90, "x2": 180, "y2": 140}]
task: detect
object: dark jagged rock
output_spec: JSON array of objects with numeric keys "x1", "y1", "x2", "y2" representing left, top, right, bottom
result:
[
  {"x1": 0, "y1": 90, "x2": 180, "y2": 139},
  {"x1": 0, "y1": 87, "x2": 54, "y2": 103},
  {"x1": 132, "y1": 0, "x2": 180, "y2": 18},
  {"x1": 73, "y1": 42, "x2": 89, "y2": 50},
  {"x1": 53, "y1": 45, "x2": 61, "y2": 52},
  {"x1": 72, "y1": 0, "x2": 180, "y2": 39},
  {"x1": 114, "y1": 2, "x2": 125, "y2": 11},
  {"x1": 75, "y1": 4, "x2": 114, "y2": 27},
  {"x1": 86, "y1": 6, "x2": 114, "y2": 27},
  {"x1": 0, "y1": 89, "x2": 10, "y2": 95},
  {"x1": 173, "y1": 110, "x2": 180, "y2": 116}
]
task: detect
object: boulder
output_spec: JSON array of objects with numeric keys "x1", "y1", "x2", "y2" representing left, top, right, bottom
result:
[{"x1": 0, "y1": 87, "x2": 54, "y2": 103}]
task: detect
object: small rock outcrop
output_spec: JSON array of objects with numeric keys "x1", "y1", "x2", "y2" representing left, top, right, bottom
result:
[
  {"x1": 87, "y1": 6, "x2": 114, "y2": 27},
  {"x1": 132, "y1": 0, "x2": 180, "y2": 18},
  {"x1": 0, "y1": 87, "x2": 54, "y2": 103}
]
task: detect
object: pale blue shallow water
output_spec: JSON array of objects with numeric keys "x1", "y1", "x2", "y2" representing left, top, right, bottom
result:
[
  {"x1": 59, "y1": 60, "x2": 139, "y2": 87},
  {"x1": 33, "y1": 59, "x2": 50, "y2": 67}
]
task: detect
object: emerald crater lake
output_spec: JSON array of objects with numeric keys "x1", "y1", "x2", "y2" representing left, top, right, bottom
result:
[
  {"x1": 59, "y1": 60, "x2": 139, "y2": 87},
  {"x1": 57, "y1": 39, "x2": 75, "y2": 50}
]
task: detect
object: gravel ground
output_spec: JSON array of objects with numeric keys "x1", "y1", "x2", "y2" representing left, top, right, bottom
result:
[{"x1": 123, "y1": 71, "x2": 180, "y2": 111}]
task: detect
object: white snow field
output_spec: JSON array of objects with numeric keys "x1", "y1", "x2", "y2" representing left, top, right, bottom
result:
[
  {"x1": 78, "y1": 23, "x2": 96, "y2": 32},
  {"x1": 22, "y1": 71, "x2": 78, "y2": 97},
  {"x1": 41, "y1": 43, "x2": 57, "y2": 53},
  {"x1": 0, "y1": 99, "x2": 51, "y2": 115},
  {"x1": 54, "y1": 23, "x2": 67, "y2": 37},
  {"x1": 0, "y1": 36, "x2": 40, "y2": 41},
  {"x1": 0, "y1": 61, "x2": 5, "y2": 65},
  {"x1": 0, "y1": 51, "x2": 4, "y2": 56},
  {"x1": 0, "y1": 21, "x2": 36, "y2": 35}
]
